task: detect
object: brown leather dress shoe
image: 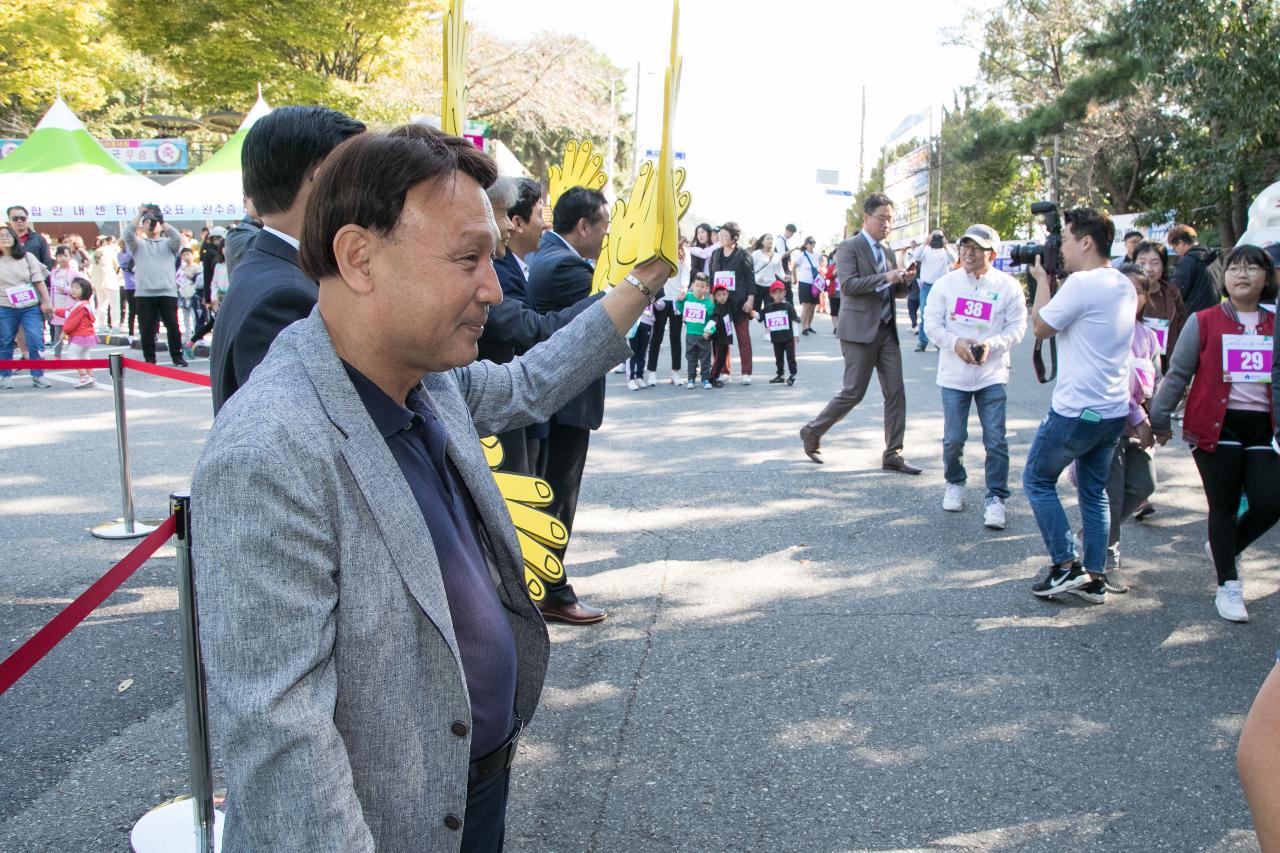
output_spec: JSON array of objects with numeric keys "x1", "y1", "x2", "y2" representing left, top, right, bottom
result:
[
  {"x1": 538, "y1": 599, "x2": 607, "y2": 625},
  {"x1": 799, "y1": 425, "x2": 823, "y2": 463},
  {"x1": 882, "y1": 455, "x2": 922, "y2": 475}
]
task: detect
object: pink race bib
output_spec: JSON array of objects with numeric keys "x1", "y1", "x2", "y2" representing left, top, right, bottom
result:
[{"x1": 951, "y1": 295, "x2": 994, "y2": 324}]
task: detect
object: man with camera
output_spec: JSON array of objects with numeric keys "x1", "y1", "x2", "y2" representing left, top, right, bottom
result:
[
  {"x1": 1023, "y1": 206, "x2": 1136, "y2": 604},
  {"x1": 922, "y1": 224, "x2": 1027, "y2": 529},
  {"x1": 123, "y1": 204, "x2": 187, "y2": 366}
]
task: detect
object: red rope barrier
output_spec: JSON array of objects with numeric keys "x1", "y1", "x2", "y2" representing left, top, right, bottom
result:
[
  {"x1": 0, "y1": 515, "x2": 179, "y2": 696},
  {"x1": 121, "y1": 357, "x2": 212, "y2": 387},
  {"x1": 0, "y1": 359, "x2": 111, "y2": 370},
  {"x1": 0, "y1": 357, "x2": 211, "y2": 387}
]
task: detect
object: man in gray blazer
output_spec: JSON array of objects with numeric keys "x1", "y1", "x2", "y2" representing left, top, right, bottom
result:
[
  {"x1": 799, "y1": 192, "x2": 922, "y2": 474},
  {"x1": 192, "y1": 127, "x2": 670, "y2": 852}
]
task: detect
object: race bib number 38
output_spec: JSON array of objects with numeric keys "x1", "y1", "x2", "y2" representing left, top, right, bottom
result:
[
  {"x1": 950, "y1": 294, "x2": 994, "y2": 325},
  {"x1": 1222, "y1": 334, "x2": 1273, "y2": 383}
]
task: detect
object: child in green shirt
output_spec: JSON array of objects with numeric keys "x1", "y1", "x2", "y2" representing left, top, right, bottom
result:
[{"x1": 680, "y1": 273, "x2": 714, "y2": 388}]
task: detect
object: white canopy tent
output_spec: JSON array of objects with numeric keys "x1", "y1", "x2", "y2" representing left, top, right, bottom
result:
[{"x1": 0, "y1": 99, "x2": 161, "y2": 222}]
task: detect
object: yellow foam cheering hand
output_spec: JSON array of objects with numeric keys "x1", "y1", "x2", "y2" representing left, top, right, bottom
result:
[
  {"x1": 547, "y1": 140, "x2": 608, "y2": 213},
  {"x1": 591, "y1": 163, "x2": 690, "y2": 294},
  {"x1": 479, "y1": 436, "x2": 567, "y2": 602},
  {"x1": 441, "y1": 0, "x2": 469, "y2": 137},
  {"x1": 590, "y1": 0, "x2": 688, "y2": 294}
]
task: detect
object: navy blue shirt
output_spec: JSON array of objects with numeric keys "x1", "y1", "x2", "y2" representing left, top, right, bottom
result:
[{"x1": 344, "y1": 363, "x2": 517, "y2": 758}]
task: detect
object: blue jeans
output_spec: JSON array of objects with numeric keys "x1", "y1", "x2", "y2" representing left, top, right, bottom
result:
[
  {"x1": 1022, "y1": 410, "x2": 1125, "y2": 573},
  {"x1": 941, "y1": 384, "x2": 1010, "y2": 499},
  {"x1": 0, "y1": 305, "x2": 46, "y2": 377},
  {"x1": 917, "y1": 283, "x2": 933, "y2": 347}
]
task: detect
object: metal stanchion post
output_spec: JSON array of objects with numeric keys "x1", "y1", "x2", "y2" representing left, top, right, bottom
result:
[
  {"x1": 173, "y1": 492, "x2": 215, "y2": 852},
  {"x1": 93, "y1": 353, "x2": 160, "y2": 540},
  {"x1": 130, "y1": 492, "x2": 223, "y2": 853}
]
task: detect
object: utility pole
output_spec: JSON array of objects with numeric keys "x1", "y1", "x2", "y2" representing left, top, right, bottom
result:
[
  {"x1": 606, "y1": 78, "x2": 616, "y2": 199},
  {"x1": 632, "y1": 62, "x2": 642, "y2": 183},
  {"x1": 857, "y1": 85, "x2": 866, "y2": 192}
]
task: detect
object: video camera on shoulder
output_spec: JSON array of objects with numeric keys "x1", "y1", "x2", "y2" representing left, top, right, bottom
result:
[
  {"x1": 1009, "y1": 201, "x2": 1064, "y2": 299},
  {"x1": 140, "y1": 203, "x2": 164, "y2": 227}
]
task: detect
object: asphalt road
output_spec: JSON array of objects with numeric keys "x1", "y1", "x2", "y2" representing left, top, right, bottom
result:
[{"x1": 0, "y1": 315, "x2": 1275, "y2": 852}]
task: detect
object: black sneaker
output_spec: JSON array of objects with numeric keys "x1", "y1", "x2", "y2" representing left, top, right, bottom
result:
[
  {"x1": 172, "y1": 358, "x2": 190, "y2": 368},
  {"x1": 769, "y1": 375, "x2": 785, "y2": 384},
  {"x1": 1102, "y1": 571, "x2": 1129, "y2": 594},
  {"x1": 1069, "y1": 577, "x2": 1107, "y2": 604},
  {"x1": 1133, "y1": 501, "x2": 1155, "y2": 520},
  {"x1": 1031, "y1": 562, "x2": 1088, "y2": 597},
  {"x1": 786, "y1": 375, "x2": 796, "y2": 386}
]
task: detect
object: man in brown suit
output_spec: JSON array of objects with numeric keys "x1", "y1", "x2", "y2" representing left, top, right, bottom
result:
[{"x1": 799, "y1": 192, "x2": 921, "y2": 474}]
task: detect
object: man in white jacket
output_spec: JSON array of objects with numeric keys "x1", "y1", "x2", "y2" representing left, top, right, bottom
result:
[{"x1": 923, "y1": 224, "x2": 1028, "y2": 529}]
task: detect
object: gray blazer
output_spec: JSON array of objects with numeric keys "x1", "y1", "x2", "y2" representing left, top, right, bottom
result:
[
  {"x1": 834, "y1": 232, "x2": 909, "y2": 344},
  {"x1": 192, "y1": 303, "x2": 631, "y2": 852}
]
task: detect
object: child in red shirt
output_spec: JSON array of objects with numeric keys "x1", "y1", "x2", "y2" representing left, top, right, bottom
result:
[{"x1": 56, "y1": 277, "x2": 98, "y2": 387}]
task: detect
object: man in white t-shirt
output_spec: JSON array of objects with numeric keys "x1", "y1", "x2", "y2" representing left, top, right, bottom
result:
[
  {"x1": 1024, "y1": 207, "x2": 1136, "y2": 605},
  {"x1": 923, "y1": 224, "x2": 1027, "y2": 530}
]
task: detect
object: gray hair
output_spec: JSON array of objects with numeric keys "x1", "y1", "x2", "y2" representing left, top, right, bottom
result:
[{"x1": 485, "y1": 176, "x2": 521, "y2": 214}]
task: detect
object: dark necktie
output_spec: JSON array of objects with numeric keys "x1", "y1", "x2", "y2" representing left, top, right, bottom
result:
[{"x1": 873, "y1": 242, "x2": 893, "y2": 324}]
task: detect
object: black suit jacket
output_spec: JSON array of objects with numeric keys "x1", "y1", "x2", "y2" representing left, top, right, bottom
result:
[
  {"x1": 478, "y1": 250, "x2": 603, "y2": 365},
  {"x1": 210, "y1": 230, "x2": 317, "y2": 413},
  {"x1": 526, "y1": 231, "x2": 605, "y2": 430}
]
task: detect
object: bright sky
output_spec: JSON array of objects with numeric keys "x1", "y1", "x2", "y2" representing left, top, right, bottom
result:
[{"x1": 470, "y1": 0, "x2": 997, "y2": 247}]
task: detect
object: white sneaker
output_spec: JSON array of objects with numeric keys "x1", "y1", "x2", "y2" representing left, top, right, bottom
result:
[
  {"x1": 685, "y1": 380, "x2": 694, "y2": 389},
  {"x1": 943, "y1": 484, "x2": 964, "y2": 512},
  {"x1": 0, "y1": 377, "x2": 12, "y2": 390},
  {"x1": 613, "y1": 363, "x2": 626, "y2": 374},
  {"x1": 31, "y1": 376, "x2": 52, "y2": 388},
  {"x1": 670, "y1": 372, "x2": 681, "y2": 385},
  {"x1": 1215, "y1": 580, "x2": 1249, "y2": 622},
  {"x1": 644, "y1": 373, "x2": 657, "y2": 387},
  {"x1": 627, "y1": 378, "x2": 640, "y2": 391},
  {"x1": 741, "y1": 375, "x2": 752, "y2": 385},
  {"x1": 983, "y1": 496, "x2": 1007, "y2": 529}
]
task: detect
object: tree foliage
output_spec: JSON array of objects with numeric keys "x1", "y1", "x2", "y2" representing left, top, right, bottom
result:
[
  {"x1": 109, "y1": 0, "x2": 444, "y2": 110},
  {"x1": 953, "y1": 0, "x2": 1280, "y2": 244}
]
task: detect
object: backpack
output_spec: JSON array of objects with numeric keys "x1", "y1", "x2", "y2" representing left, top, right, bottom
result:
[{"x1": 1203, "y1": 248, "x2": 1224, "y2": 296}]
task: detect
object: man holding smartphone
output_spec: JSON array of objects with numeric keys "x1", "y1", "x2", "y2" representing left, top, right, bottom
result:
[
  {"x1": 1024, "y1": 207, "x2": 1136, "y2": 604},
  {"x1": 923, "y1": 224, "x2": 1027, "y2": 529}
]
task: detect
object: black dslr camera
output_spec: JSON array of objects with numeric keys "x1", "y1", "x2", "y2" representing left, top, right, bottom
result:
[
  {"x1": 140, "y1": 203, "x2": 164, "y2": 228},
  {"x1": 1009, "y1": 201, "x2": 1064, "y2": 299}
]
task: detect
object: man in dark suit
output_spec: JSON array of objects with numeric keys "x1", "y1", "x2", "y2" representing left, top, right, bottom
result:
[
  {"x1": 800, "y1": 192, "x2": 922, "y2": 474},
  {"x1": 480, "y1": 177, "x2": 602, "y2": 475},
  {"x1": 526, "y1": 186, "x2": 612, "y2": 624},
  {"x1": 210, "y1": 106, "x2": 366, "y2": 413}
]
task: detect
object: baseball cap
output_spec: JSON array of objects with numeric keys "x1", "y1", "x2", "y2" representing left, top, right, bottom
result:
[
  {"x1": 711, "y1": 282, "x2": 728, "y2": 292},
  {"x1": 960, "y1": 224, "x2": 1000, "y2": 250},
  {"x1": 209, "y1": 226, "x2": 228, "y2": 238},
  {"x1": 769, "y1": 281, "x2": 785, "y2": 292}
]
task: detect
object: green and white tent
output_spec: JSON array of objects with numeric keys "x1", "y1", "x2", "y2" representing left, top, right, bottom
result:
[
  {"x1": 0, "y1": 98, "x2": 161, "y2": 222},
  {"x1": 158, "y1": 93, "x2": 272, "y2": 220}
]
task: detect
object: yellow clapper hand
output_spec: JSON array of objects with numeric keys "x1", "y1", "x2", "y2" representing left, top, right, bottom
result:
[
  {"x1": 591, "y1": 0, "x2": 689, "y2": 295},
  {"x1": 441, "y1": 0, "x2": 469, "y2": 137},
  {"x1": 547, "y1": 139, "x2": 609, "y2": 213},
  {"x1": 478, "y1": 436, "x2": 567, "y2": 602}
]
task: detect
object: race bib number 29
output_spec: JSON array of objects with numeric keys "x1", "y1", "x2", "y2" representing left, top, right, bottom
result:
[{"x1": 1222, "y1": 334, "x2": 1273, "y2": 383}]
